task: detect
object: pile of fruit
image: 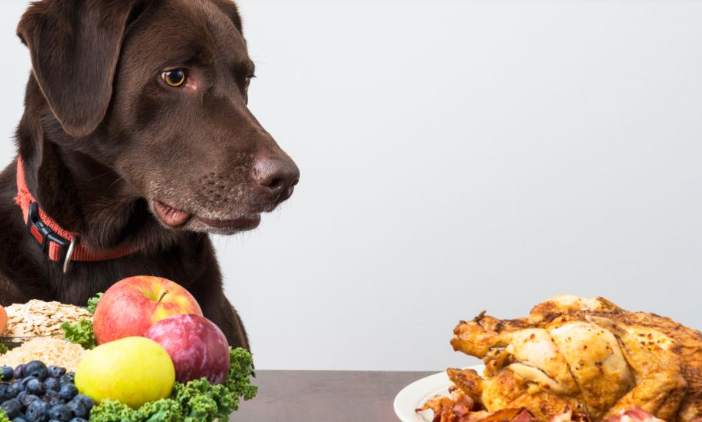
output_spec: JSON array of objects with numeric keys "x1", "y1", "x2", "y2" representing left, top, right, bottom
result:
[
  {"x1": 0, "y1": 361, "x2": 93, "y2": 421},
  {"x1": 0, "y1": 276, "x2": 256, "y2": 422}
]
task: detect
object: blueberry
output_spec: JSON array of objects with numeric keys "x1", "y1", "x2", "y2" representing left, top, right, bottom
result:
[
  {"x1": 19, "y1": 377, "x2": 38, "y2": 392},
  {"x1": 57, "y1": 375, "x2": 73, "y2": 388},
  {"x1": 47, "y1": 394, "x2": 64, "y2": 406},
  {"x1": 0, "y1": 366, "x2": 14, "y2": 381},
  {"x1": 1, "y1": 398, "x2": 22, "y2": 419},
  {"x1": 22, "y1": 363, "x2": 48, "y2": 382},
  {"x1": 13, "y1": 365, "x2": 25, "y2": 380},
  {"x1": 42, "y1": 378, "x2": 59, "y2": 394},
  {"x1": 46, "y1": 367, "x2": 65, "y2": 380},
  {"x1": 19, "y1": 393, "x2": 39, "y2": 409},
  {"x1": 43, "y1": 391, "x2": 59, "y2": 401},
  {"x1": 48, "y1": 404, "x2": 72, "y2": 421},
  {"x1": 57, "y1": 384, "x2": 77, "y2": 402},
  {"x1": 15, "y1": 391, "x2": 27, "y2": 405},
  {"x1": 6, "y1": 383, "x2": 20, "y2": 398},
  {"x1": 0, "y1": 384, "x2": 8, "y2": 401},
  {"x1": 70, "y1": 396, "x2": 92, "y2": 414},
  {"x1": 68, "y1": 419, "x2": 87, "y2": 422},
  {"x1": 15, "y1": 391, "x2": 27, "y2": 404},
  {"x1": 25, "y1": 399, "x2": 49, "y2": 422},
  {"x1": 13, "y1": 417, "x2": 28, "y2": 422},
  {"x1": 26, "y1": 379, "x2": 44, "y2": 397},
  {"x1": 65, "y1": 400, "x2": 86, "y2": 419}
]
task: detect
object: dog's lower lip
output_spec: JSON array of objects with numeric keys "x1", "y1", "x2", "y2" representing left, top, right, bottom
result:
[
  {"x1": 197, "y1": 214, "x2": 261, "y2": 229},
  {"x1": 154, "y1": 201, "x2": 192, "y2": 227},
  {"x1": 154, "y1": 201, "x2": 261, "y2": 230}
]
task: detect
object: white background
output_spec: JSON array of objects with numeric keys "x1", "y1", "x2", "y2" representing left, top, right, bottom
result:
[{"x1": 1, "y1": 0, "x2": 701, "y2": 371}]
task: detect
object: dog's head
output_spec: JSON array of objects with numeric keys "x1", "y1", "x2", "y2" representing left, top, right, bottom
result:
[{"x1": 17, "y1": 0, "x2": 299, "y2": 235}]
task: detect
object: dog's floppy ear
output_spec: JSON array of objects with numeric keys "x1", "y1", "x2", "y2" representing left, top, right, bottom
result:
[
  {"x1": 17, "y1": 0, "x2": 144, "y2": 137},
  {"x1": 210, "y1": 0, "x2": 244, "y2": 34}
]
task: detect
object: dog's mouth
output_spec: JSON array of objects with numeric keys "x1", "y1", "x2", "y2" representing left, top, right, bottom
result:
[
  {"x1": 153, "y1": 201, "x2": 261, "y2": 232},
  {"x1": 154, "y1": 201, "x2": 192, "y2": 227}
]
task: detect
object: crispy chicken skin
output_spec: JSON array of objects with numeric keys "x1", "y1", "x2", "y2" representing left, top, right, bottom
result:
[
  {"x1": 450, "y1": 295, "x2": 702, "y2": 422},
  {"x1": 447, "y1": 367, "x2": 583, "y2": 421}
]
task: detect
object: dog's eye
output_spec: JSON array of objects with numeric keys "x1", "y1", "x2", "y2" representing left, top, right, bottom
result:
[
  {"x1": 244, "y1": 75, "x2": 255, "y2": 90},
  {"x1": 161, "y1": 69, "x2": 187, "y2": 88}
]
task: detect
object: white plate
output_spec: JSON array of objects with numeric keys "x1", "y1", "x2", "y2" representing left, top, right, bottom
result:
[{"x1": 394, "y1": 365, "x2": 484, "y2": 422}]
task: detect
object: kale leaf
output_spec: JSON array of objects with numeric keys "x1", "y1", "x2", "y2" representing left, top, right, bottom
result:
[
  {"x1": 87, "y1": 292, "x2": 104, "y2": 314},
  {"x1": 60, "y1": 318, "x2": 97, "y2": 350}
]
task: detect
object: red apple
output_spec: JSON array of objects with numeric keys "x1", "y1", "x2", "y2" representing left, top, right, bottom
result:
[
  {"x1": 0, "y1": 305, "x2": 7, "y2": 335},
  {"x1": 93, "y1": 276, "x2": 203, "y2": 344},
  {"x1": 145, "y1": 314, "x2": 230, "y2": 385}
]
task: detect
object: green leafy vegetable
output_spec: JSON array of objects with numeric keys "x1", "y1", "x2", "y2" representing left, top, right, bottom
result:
[
  {"x1": 60, "y1": 291, "x2": 102, "y2": 350},
  {"x1": 61, "y1": 318, "x2": 97, "y2": 350},
  {"x1": 137, "y1": 400, "x2": 184, "y2": 422},
  {"x1": 88, "y1": 400, "x2": 137, "y2": 422},
  {"x1": 87, "y1": 292, "x2": 104, "y2": 314},
  {"x1": 88, "y1": 399, "x2": 183, "y2": 422},
  {"x1": 224, "y1": 347, "x2": 258, "y2": 405},
  {"x1": 88, "y1": 347, "x2": 257, "y2": 422},
  {"x1": 0, "y1": 408, "x2": 9, "y2": 422},
  {"x1": 0, "y1": 343, "x2": 8, "y2": 355},
  {"x1": 174, "y1": 380, "x2": 227, "y2": 421}
]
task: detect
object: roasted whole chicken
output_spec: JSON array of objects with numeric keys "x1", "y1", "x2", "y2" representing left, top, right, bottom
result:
[{"x1": 447, "y1": 295, "x2": 702, "y2": 422}]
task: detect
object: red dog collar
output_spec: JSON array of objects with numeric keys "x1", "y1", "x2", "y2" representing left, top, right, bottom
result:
[{"x1": 15, "y1": 157, "x2": 143, "y2": 271}]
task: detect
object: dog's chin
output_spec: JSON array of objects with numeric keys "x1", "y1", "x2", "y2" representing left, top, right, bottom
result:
[
  {"x1": 151, "y1": 200, "x2": 261, "y2": 235},
  {"x1": 184, "y1": 215, "x2": 262, "y2": 235}
]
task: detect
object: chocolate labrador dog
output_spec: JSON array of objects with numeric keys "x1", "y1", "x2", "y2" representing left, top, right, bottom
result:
[{"x1": 0, "y1": 0, "x2": 299, "y2": 350}]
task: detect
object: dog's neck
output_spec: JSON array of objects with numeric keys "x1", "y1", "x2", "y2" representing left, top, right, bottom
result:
[{"x1": 16, "y1": 78, "x2": 178, "y2": 252}]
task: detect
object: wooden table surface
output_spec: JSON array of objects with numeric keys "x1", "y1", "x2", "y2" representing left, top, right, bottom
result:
[{"x1": 231, "y1": 370, "x2": 433, "y2": 422}]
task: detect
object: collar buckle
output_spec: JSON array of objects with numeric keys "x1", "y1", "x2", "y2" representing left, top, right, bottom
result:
[{"x1": 26, "y1": 202, "x2": 71, "y2": 264}]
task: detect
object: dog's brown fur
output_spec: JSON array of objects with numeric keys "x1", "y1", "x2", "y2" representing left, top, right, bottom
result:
[{"x1": 0, "y1": 0, "x2": 300, "y2": 350}]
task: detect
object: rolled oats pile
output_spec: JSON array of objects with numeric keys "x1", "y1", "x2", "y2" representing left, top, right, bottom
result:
[
  {"x1": 0, "y1": 337, "x2": 86, "y2": 372},
  {"x1": 2, "y1": 300, "x2": 92, "y2": 338}
]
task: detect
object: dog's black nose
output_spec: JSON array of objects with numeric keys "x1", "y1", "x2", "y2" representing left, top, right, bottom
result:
[{"x1": 253, "y1": 157, "x2": 300, "y2": 201}]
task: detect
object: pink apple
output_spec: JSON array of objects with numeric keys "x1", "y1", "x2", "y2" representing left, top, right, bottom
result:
[
  {"x1": 145, "y1": 314, "x2": 230, "y2": 385},
  {"x1": 93, "y1": 276, "x2": 203, "y2": 344}
]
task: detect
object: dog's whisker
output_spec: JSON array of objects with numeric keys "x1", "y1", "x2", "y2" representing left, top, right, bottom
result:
[
  {"x1": 105, "y1": 176, "x2": 126, "y2": 194},
  {"x1": 85, "y1": 170, "x2": 116, "y2": 182}
]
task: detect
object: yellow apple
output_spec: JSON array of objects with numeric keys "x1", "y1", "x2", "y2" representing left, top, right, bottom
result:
[{"x1": 75, "y1": 337, "x2": 175, "y2": 409}]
